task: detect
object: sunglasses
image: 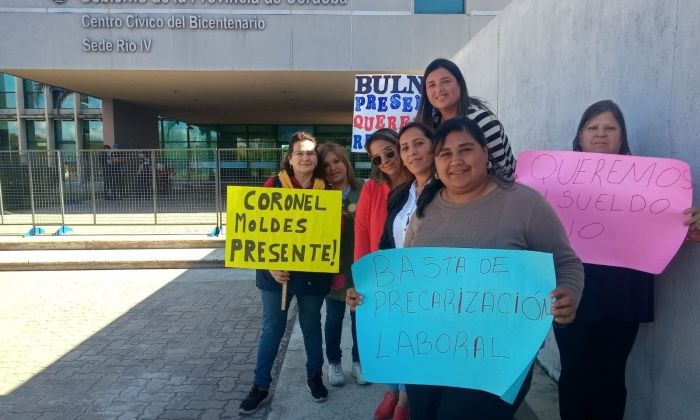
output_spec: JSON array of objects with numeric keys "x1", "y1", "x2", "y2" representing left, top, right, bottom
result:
[{"x1": 370, "y1": 146, "x2": 397, "y2": 167}]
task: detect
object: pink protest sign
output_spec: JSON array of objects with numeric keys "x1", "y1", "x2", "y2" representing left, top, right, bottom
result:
[{"x1": 516, "y1": 151, "x2": 693, "y2": 274}]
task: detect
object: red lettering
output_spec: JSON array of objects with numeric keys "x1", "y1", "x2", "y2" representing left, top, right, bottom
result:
[
  {"x1": 353, "y1": 115, "x2": 363, "y2": 129},
  {"x1": 375, "y1": 115, "x2": 386, "y2": 129}
]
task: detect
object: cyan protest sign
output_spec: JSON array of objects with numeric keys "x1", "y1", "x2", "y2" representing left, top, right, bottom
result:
[{"x1": 352, "y1": 247, "x2": 555, "y2": 403}]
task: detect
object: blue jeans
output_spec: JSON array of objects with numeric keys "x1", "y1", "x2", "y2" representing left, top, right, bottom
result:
[
  {"x1": 324, "y1": 297, "x2": 359, "y2": 364},
  {"x1": 253, "y1": 289, "x2": 325, "y2": 389}
]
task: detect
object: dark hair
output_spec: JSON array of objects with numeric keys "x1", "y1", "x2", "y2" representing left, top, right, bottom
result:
[
  {"x1": 365, "y1": 128, "x2": 409, "y2": 184},
  {"x1": 316, "y1": 142, "x2": 360, "y2": 190},
  {"x1": 573, "y1": 100, "x2": 631, "y2": 155},
  {"x1": 415, "y1": 58, "x2": 491, "y2": 128},
  {"x1": 281, "y1": 131, "x2": 325, "y2": 180},
  {"x1": 416, "y1": 117, "x2": 513, "y2": 218},
  {"x1": 398, "y1": 121, "x2": 434, "y2": 148}
]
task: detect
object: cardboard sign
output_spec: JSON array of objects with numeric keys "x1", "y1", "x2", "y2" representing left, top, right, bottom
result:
[
  {"x1": 352, "y1": 247, "x2": 555, "y2": 403},
  {"x1": 224, "y1": 186, "x2": 342, "y2": 273},
  {"x1": 352, "y1": 74, "x2": 422, "y2": 153},
  {"x1": 516, "y1": 151, "x2": 693, "y2": 274}
]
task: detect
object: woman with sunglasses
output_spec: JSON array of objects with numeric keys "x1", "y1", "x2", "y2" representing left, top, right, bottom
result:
[
  {"x1": 415, "y1": 58, "x2": 515, "y2": 178},
  {"x1": 349, "y1": 128, "x2": 411, "y2": 419},
  {"x1": 353, "y1": 128, "x2": 412, "y2": 264},
  {"x1": 239, "y1": 132, "x2": 331, "y2": 415}
]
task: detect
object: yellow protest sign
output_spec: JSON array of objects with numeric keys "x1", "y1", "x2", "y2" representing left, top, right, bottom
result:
[{"x1": 225, "y1": 186, "x2": 342, "y2": 273}]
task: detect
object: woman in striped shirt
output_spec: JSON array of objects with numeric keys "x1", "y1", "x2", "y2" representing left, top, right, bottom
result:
[{"x1": 415, "y1": 58, "x2": 515, "y2": 179}]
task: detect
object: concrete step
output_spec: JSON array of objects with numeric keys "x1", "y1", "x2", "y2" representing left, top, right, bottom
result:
[
  {"x1": 0, "y1": 248, "x2": 226, "y2": 271},
  {"x1": 0, "y1": 235, "x2": 225, "y2": 251}
]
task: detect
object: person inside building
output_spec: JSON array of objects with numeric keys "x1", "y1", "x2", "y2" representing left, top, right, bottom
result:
[
  {"x1": 348, "y1": 117, "x2": 584, "y2": 419},
  {"x1": 99, "y1": 144, "x2": 117, "y2": 199},
  {"x1": 316, "y1": 142, "x2": 366, "y2": 388},
  {"x1": 554, "y1": 99, "x2": 700, "y2": 420},
  {"x1": 350, "y1": 128, "x2": 412, "y2": 420},
  {"x1": 415, "y1": 58, "x2": 515, "y2": 179},
  {"x1": 239, "y1": 132, "x2": 331, "y2": 415}
]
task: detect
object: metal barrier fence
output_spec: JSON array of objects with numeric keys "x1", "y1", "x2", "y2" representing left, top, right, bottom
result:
[{"x1": 0, "y1": 148, "x2": 371, "y2": 232}]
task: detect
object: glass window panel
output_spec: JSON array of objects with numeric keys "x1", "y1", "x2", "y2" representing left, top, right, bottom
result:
[
  {"x1": 162, "y1": 141, "x2": 188, "y2": 150},
  {"x1": 249, "y1": 125, "x2": 276, "y2": 148},
  {"x1": 80, "y1": 94, "x2": 102, "y2": 109},
  {"x1": 0, "y1": 73, "x2": 16, "y2": 109},
  {"x1": 82, "y1": 120, "x2": 103, "y2": 149},
  {"x1": 55, "y1": 120, "x2": 76, "y2": 147},
  {"x1": 26, "y1": 120, "x2": 48, "y2": 150},
  {"x1": 190, "y1": 124, "x2": 218, "y2": 148},
  {"x1": 1, "y1": 73, "x2": 15, "y2": 91},
  {"x1": 52, "y1": 90, "x2": 74, "y2": 109},
  {"x1": 0, "y1": 93, "x2": 16, "y2": 109},
  {"x1": 0, "y1": 120, "x2": 19, "y2": 151},
  {"x1": 160, "y1": 120, "x2": 188, "y2": 145},
  {"x1": 219, "y1": 125, "x2": 246, "y2": 148},
  {"x1": 314, "y1": 125, "x2": 352, "y2": 145},
  {"x1": 23, "y1": 80, "x2": 45, "y2": 109},
  {"x1": 415, "y1": 0, "x2": 464, "y2": 14}
]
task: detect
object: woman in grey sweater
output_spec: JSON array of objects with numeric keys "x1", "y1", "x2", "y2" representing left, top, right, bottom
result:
[{"x1": 403, "y1": 117, "x2": 584, "y2": 420}]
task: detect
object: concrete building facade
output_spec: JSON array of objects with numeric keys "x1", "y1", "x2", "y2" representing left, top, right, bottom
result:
[{"x1": 0, "y1": 0, "x2": 510, "y2": 149}]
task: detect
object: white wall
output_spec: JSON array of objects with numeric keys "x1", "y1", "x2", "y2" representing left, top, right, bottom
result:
[{"x1": 453, "y1": 1, "x2": 700, "y2": 418}]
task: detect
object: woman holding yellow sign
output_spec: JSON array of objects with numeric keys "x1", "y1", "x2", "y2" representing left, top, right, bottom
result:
[{"x1": 239, "y1": 132, "x2": 332, "y2": 415}]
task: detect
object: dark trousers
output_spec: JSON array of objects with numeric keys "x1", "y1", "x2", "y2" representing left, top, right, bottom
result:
[
  {"x1": 554, "y1": 319, "x2": 640, "y2": 420},
  {"x1": 405, "y1": 365, "x2": 533, "y2": 420},
  {"x1": 324, "y1": 297, "x2": 359, "y2": 363},
  {"x1": 253, "y1": 289, "x2": 325, "y2": 389}
]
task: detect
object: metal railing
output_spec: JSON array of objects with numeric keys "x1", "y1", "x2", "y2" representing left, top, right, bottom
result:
[
  {"x1": 0, "y1": 148, "x2": 284, "y2": 229},
  {"x1": 0, "y1": 148, "x2": 371, "y2": 232}
]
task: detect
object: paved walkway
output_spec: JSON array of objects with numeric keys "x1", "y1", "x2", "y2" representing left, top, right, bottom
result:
[
  {"x1": 0, "y1": 269, "x2": 266, "y2": 419},
  {"x1": 0, "y1": 232, "x2": 561, "y2": 419}
]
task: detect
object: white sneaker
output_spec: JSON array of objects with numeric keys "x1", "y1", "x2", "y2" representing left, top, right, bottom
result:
[
  {"x1": 327, "y1": 363, "x2": 345, "y2": 387},
  {"x1": 352, "y1": 362, "x2": 369, "y2": 385}
]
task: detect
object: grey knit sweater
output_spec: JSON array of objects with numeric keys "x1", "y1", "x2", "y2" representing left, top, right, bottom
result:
[{"x1": 405, "y1": 183, "x2": 584, "y2": 305}]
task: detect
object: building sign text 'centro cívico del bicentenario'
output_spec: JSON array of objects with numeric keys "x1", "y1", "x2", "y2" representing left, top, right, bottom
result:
[{"x1": 51, "y1": 0, "x2": 350, "y2": 54}]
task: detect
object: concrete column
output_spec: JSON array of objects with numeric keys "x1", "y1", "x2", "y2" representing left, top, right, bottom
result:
[
  {"x1": 102, "y1": 99, "x2": 158, "y2": 149},
  {"x1": 45, "y1": 84, "x2": 55, "y2": 151},
  {"x1": 15, "y1": 78, "x2": 26, "y2": 152},
  {"x1": 74, "y1": 94, "x2": 81, "y2": 150}
]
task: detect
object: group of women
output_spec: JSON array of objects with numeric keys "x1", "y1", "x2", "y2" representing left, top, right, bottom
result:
[{"x1": 239, "y1": 58, "x2": 700, "y2": 420}]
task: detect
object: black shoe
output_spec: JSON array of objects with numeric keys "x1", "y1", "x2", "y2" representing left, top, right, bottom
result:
[
  {"x1": 239, "y1": 384, "x2": 270, "y2": 415},
  {"x1": 306, "y1": 372, "x2": 328, "y2": 402}
]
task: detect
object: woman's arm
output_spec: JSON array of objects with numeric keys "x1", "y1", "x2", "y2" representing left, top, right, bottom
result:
[
  {"x1": 526, "y1": 197, "x2": 585, "y2": 324},
  {"x1": 467, "y1": 106, "x2": 516, "y2": 178},
  {"x1": 354, "y1": 181, "x2": 373, "y2": 261}
]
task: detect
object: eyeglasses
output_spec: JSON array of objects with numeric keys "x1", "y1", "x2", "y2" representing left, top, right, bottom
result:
[
  {"x1": 291, "y1": 151, "x2": 317, "y2": 159},
  {"x1": 370, "y1": 146, "x2": 397, "y2": 167}
]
